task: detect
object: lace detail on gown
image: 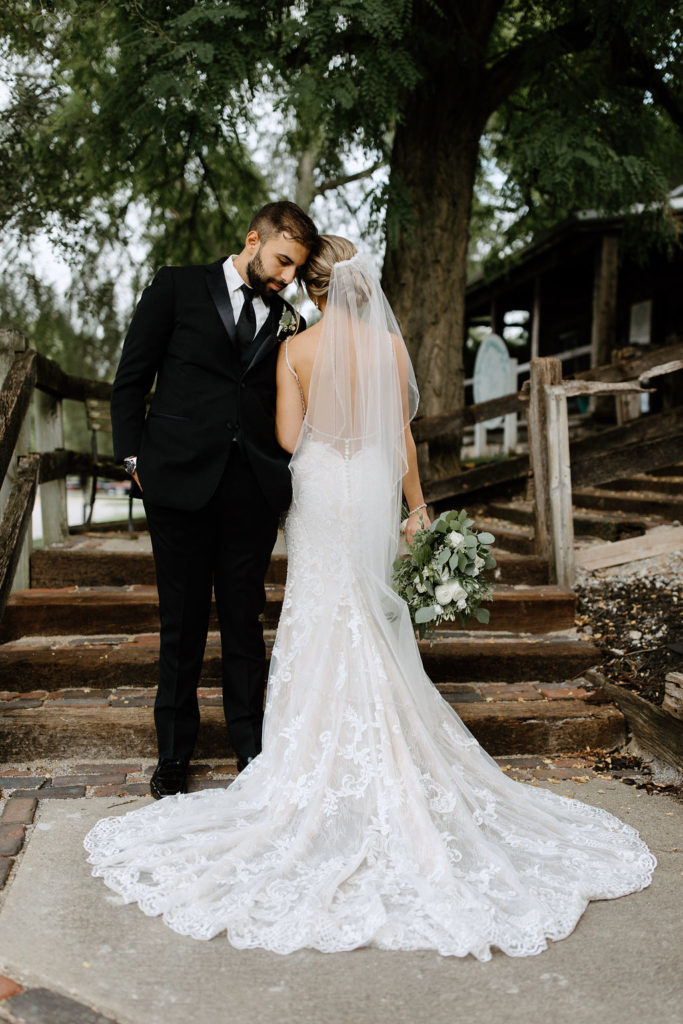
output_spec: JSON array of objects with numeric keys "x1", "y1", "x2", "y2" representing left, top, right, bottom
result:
[{"x1": 84, "y1": 442, "x2": 656, "y2": 959}]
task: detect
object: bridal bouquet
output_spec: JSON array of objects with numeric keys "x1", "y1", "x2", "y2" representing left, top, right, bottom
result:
[{"x1": 392, "y1": 509, "x2": 496, "y2": 638}]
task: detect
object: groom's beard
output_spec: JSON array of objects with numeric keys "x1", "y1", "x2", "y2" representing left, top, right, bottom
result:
[{"x1": 247, "y1": 249, "x2": 286, "y2": 302}]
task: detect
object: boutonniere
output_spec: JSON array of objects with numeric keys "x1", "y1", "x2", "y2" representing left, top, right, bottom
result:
[{"x1": 277, "y1": 308, "x2": 298, "y2": 339}]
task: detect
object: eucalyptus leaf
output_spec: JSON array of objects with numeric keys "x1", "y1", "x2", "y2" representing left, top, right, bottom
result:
[
  {"x1": 415, "y1": 606, "x2": 436, "y2": 623},
  {"x1": 478, "y1": 532, "x2": 495, "y2": 545}
]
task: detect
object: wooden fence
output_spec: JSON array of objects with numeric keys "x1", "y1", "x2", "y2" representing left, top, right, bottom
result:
[
  {"x1": 415, "y1": 341, "x2": 683, "y2": 587},
  {"x1": 0, "y1": 329, "x2": 120, "y2": 619}
]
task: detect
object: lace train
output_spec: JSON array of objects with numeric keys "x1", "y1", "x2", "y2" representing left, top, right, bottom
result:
[{"x1": 84, "y1": 443, "x2": 655, "y2": 958}]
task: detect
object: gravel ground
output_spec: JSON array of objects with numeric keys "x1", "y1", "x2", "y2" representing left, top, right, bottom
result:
[{"x1": 575, "y1": 549, "x2": 683, "y2": 707}]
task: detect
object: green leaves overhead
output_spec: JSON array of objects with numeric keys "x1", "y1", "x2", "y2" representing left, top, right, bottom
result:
[{"x1": 0, "y1": 0, "x2": 681, "y2": 403}]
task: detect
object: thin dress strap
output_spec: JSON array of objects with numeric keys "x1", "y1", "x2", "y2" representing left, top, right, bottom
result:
[{"x1": 285, "y1": 337, "x2": 306, "y2": 413}]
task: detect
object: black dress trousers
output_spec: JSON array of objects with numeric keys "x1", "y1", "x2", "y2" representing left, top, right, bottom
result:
[{"x1": 144, "y1": 445, "x2": 279, "y2": 764}]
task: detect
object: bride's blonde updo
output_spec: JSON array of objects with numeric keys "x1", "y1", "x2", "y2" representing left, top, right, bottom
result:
[{"x1": 303, "y1": 235, "x2": 357, "y2": 303}]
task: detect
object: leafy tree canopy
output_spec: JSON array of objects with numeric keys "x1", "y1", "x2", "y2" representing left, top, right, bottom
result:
[{"x1": 1, "y1": 1, "x2": 681, "y2": 411}]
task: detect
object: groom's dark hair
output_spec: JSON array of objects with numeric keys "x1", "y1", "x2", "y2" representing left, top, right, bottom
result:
[{"x1": 249, "y1": 201, "x2": 319, "y2": 253}]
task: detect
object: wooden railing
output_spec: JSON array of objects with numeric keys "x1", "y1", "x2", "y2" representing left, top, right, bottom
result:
[
  {"x1": 414, "y1": 341, "x2": 683, "y2": 586},
  {"x1": 413, "y1": 340, "x2": 683, "y2": 447},
  {"x1": 0, "y1": 329, "x2": 123, "y2": 619},
  {"x1": 529, "y1": 352, "x2": 683, "y2": 587}
]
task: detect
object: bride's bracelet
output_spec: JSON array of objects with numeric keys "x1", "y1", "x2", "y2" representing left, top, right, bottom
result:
[{"x1": 408, "y1": 503, "x2": 427, "y2": 517}]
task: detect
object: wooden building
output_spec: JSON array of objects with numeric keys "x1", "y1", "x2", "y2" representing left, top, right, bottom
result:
[{"x1": 465, "y1": 189, "x2": 683, "y2": 414}]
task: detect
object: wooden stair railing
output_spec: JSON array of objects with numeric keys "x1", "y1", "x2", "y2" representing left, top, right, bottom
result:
[{"x1": 0, "y1": 329, "x2": 126, "y2": 616}]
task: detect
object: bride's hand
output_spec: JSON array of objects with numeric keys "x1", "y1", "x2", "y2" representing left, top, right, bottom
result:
[{"x1": 404, "y1": 510, "x2": 431, "y2": 544}]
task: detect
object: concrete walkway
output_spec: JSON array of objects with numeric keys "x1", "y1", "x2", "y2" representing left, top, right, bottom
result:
[{"x1": 0, "y1": 780, "x2": 680, "y2": 1024}]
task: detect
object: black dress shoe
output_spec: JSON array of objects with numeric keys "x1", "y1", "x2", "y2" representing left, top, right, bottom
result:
[
  {"x1": 236, "y1": 755, "x2": 257, "y2": 774},
  {"x1": 150, "y1": 759, "x2": 188, "y2": 799}
]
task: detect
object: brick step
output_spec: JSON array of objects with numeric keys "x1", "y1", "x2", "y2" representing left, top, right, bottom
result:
[
  {"x1": 571, "y1": 487, "x2": 683, "y2": 518},
  {"x1": 0, "y1": 583, "x2": 576, "y2": 642},
  {"x1": 0, "y1": 630, "x2": 601, "y2": 691},
  {"x1": 0, "y1": 687, "x2": 625, "y2": 759},
  {"x1": 485, "y1": 500, "x2": 665, "y2": 540},
  {"x1": 30, "y1": 544, "x2": 547, "y2": 588}
]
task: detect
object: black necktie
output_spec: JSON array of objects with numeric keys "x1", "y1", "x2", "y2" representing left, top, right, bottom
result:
[{"x1": 235, "y1": 284, "x2": 256, "y2": 352}]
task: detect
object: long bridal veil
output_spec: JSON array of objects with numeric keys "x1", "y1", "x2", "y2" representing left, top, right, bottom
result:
[{"x1": 290, "y1": 252, "x2": 419, "y2": 584}]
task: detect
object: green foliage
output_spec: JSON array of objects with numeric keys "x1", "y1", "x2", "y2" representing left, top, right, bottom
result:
[
  {"x1": 0, "y1": 261, "x2": 123, "y2": 450},
  {"x1": 0, "y1": 0, "x2": 272, "y2": 273},
  {"x1": 470, "y1": 0, "x2": 683, "y2": 272},
  {"x1": 1, "y1": 0, "x2": 682, "y2": 387}
]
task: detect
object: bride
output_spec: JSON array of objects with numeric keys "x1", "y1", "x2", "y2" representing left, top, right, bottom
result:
[{"x1": 84, "y1": 237, "x2": 655, "y2": 959}]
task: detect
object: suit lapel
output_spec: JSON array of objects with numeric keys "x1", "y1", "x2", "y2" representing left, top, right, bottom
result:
[
  {"x1": 206, "y1": 258, "x2": 237, "y2": 343},
  {"x1": 244, "y1": 298, "x2": 283, "y2": 374},
  {"x1": 206, "y1": 260, "x2": 285, "y2": 374}
]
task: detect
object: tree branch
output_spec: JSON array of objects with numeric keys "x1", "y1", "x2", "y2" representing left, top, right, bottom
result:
[
  {"x1": 317, "y1": 158, "x2": 386, "y2": 196},
  {"x1": 482, "y1": 17, "x2": 593, "y2": 119},
  {"x1": 620, "y1": 42, "x2": 683, "y2": 133}
]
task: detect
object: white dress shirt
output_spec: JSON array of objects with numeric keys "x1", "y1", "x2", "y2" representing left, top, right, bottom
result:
[{"x1": 223, "y1": 256, "x2": 270, "y2": 335}]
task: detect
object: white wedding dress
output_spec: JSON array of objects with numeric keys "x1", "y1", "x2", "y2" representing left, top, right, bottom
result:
[{"x1": 85, "y1": 257, "x2": 655, "y2": 960}]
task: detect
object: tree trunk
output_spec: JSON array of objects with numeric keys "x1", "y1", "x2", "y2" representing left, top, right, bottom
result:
[
  {"x1": 382, "y1": 74, "x2": 485, "y2": 476},
  {"x1": 295, "y1": 145, "x2": 319, "y2": 212}
]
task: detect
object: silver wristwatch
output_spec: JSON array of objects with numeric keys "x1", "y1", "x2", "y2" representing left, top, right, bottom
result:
[{"x1": 123, "y1": 455, "x2": 138, "y2": 476}]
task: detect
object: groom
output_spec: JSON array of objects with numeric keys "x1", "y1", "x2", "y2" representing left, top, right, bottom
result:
[{"x1": 111, "y1": 201, "x2": 318, "y2": 798}]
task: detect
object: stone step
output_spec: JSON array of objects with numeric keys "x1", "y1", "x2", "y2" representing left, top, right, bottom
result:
[
  {"x1": 605, "y1": 473, "x2": 683, "y2": 496},
  {"x1": 465, "y1": 518, "x2": 535, "y2": 555},
  {"x1": 0, "y1": 584, "x2": 576, "y2": 642},
  {"x1": 485, "y1": 500, "x2": 665, "y2": 540},
  {"x1": 644, "y1": 461, "x2": 683, "y2": 478},
  {"x1": 489, "y1": 550, "x2": 549, "y2": 584},
  {"x1": 30, "y1": 544, "x2": 547, "y2": 588},
  {"x1": 0, "y1": 686, "x2": 625, "y2": 759},
  {"x1": 0, "y1": 630, "x2": 601, "y2": 691},
  {"x1": 571, "y1": 487, "x2": 683, "y2": 519},
  {"x1": 29, "y1": 548, "x2": 286, "y2": 589}
]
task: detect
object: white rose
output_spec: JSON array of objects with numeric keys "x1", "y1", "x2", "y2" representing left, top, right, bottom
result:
[
  {"x1": 434, "y1": 580, "x2": 467, "y2": 605},
  {"x1": 447, "y1": 530, "x2": 464, "y2": 548},
  {"x1": 415, "y1": 582, "x2": 426, "y2": 594},
  {"x1": 474, "y1": 555, "x2": 485, "y2": 570},
  {"x1": 456, "y1": 597, "x2": 467, "y2": 610}
]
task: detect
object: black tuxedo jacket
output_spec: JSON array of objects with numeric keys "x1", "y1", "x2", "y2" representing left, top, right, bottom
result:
[{"x1": 111, "y1": 258, "x2": 304, "y2": 512}]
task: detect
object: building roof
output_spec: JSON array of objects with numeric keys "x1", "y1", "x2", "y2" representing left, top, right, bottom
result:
[{"x1": 466, "y1": 189, "x2": 683, "y2": 311}]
